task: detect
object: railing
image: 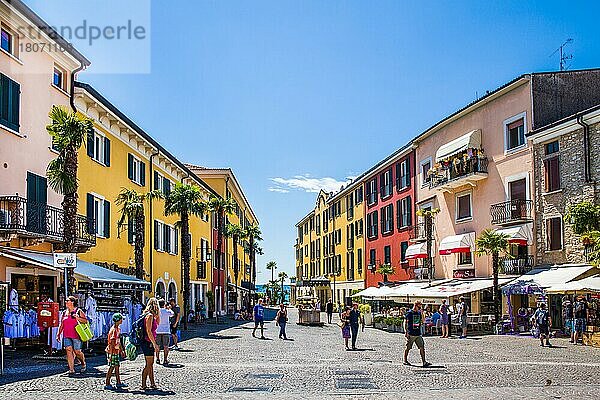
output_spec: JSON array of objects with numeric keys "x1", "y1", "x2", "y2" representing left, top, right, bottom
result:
[
  {"x1": 0, "y1": 196, "x2": 95, "y2": 247},
  {"x1": 409, "y1": 222, "x2": 435, "y2": 242},
  {"x1": 490, "y1": 199, "x2": 533, "y2": 225},
  {"x1": 429, "y1": 157, "x2": 489, "y2": 189},
  {"x1": 499, "y1": 255, "x2": 535, "y2": 275}
]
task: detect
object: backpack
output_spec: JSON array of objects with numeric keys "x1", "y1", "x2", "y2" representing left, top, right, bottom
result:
[
  {"x1": 536, "y1": 310, "x2": 548, "y2": 326},
  {"x1": 130, "y1": 313, "x2": 148, "y2": 346},
  {"x1": 574, "y1": 301, "x2": 585, "y2": 315}
]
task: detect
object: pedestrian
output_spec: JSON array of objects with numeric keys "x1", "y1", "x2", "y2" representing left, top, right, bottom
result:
[
  {"x1": 403, "y1": 301, "x2": 431, "y2": 367},
  {"x1": 349, "y1": 302, "x2": 360, "y2": 350},
  {"x1": 340, "y1": 307, "x2": 351, "y2": 350},
  {"x1": 156, "y1": 299, "x2": 174, "y2": 365},
  {"x1": 562, "y1": 297, "x2": 574, "y2": 342},
  {"x1": 200, "y1": 302, "x2": 207, "y2": 323},
  {"x1": 439, "y1": 299, "x2": 449, "y2": 338},
  {"x1": 326, "y1": 299, "x2": 334, "y2": 324},
  {"x1": 141, "y1": 298, "x2": 160, "y2": 391},
  {"x1": 533, "y1": 303, "x2": 552, "y2": 347},
  {"x1": 573, "y1": 295, "x2": 588, "y2": 345},
  {"x1": 168, "y1": 298, "x2": 181, "y2": 350},
  {"x1": 276, "y1": 303, "x2": 288, "y2": 340},
  {"x1": 252, "y1": 298, "x2": 265, "y2": 339},
  {"x1": 456, "y1": 297, "x2": 469, "y2": 339},
  {"x1": 104, "y1": 313, "x2": 127, "y2": 390},
  {"x1": 55, "y1": 295, "x2": 88, "y2": 375}
]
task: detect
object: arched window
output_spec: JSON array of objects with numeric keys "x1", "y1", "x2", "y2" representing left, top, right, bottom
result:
[
  {"x1": 156, "y1": 281, "x2": 166, "y2": 299},
  {"x1": 168, "y1": 281, "x2": 177, "y2": 300}
]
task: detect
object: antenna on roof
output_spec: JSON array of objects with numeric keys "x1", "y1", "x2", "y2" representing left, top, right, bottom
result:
[{"x1": 549, "y1": 38, "x2": 573, "y2": 71}]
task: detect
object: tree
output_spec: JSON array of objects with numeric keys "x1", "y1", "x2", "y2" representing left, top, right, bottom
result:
[
  {"x1": 565, "y1": 201, "x2": 600, "y2": 266},
  {"x1": 376, "y1": 263, "x2": 395, "y2": 283},
  {"x1": 46, "y1": 105, "x2": 94, "y2": 295},
  {"x1": 416, "y1": 208, "x2": 440, "y2": 281},
  {"x1": 244, "y1": 224, "x2": 263, "y2": 303},
  {"x1": 208, "y1": 196, "x2": 236, "y2": 318},
  {"x1": 278, "y1": 271, "x2": 288, "y2": 304},
  {"x1": 224, "y1": 223, "x2": 247, "y2": 311},
  {"x1": 266, "y1": 261, "x2": 277, "y2": 303},
  {"x1": 116, "y1": 188, "x2": 163, "y2": 282},
  {"x1": 475, "y1": 229, "x2": 510, "y2": 324},
  {"x1": 165, "y1": 183, "x2": 207, "y2": 330}
]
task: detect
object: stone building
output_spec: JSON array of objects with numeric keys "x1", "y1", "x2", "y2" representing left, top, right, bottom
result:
[{"x1": 529, "y1": 104, "x2": 600, "y2": 265}]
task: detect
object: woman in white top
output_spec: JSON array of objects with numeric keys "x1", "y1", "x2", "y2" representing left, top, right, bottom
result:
[{"x1": 155, "y1": 299, "x2": 174, "y2": 365}]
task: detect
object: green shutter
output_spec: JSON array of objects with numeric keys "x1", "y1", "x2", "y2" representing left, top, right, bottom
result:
[
  {"x1": 0, "y1": 75, "x2": 7, "y2": 124},
  {"x1": 406, "y1": 197, "x2": 412, "y2": 226},
  {"x1": 128, "y1": 154, "x2": 133, "y2": 180},
  {"x1": 140, "y1": 161, "x2": 146, "y2": 186},
  {"x1": 154, "y1": 171, "x2": 159, "y2": 190},
  {"x1": 163, "y1": 177, "x2": 171, "y2": 196},
  {"x1": 103, "y1": 137, "x2": 110, "y2": 166},
  {"x1": 86, "y1": 194, "x2": 95, "y2": 234},
  {"x1": 87, "y1": 131, "x2": 94, "y2": 157},
  {"x1": 103, "y1": 201, "x2": 110, "y2": 238},
  {"x1": 164, "y1": 224, "x2": 170, "y2": 252},
  {"x1": 8, "y1": 79, "x2": 19, "y2": 132},
  {"x1": 154, "y1": 220, "x2": 159, "y2": 249},
  {"x1": 174, "y1": 228, "x2": 179, "y2": 255}
]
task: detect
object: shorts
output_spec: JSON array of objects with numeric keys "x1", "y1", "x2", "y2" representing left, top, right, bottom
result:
[
  {"x1": 575, "y1": 318, "x2": 585, "y2": 333},
  {"x1": 460, "y1": 316, "x2": 468, "y2": 329},
  {"x1": 140, "y1": 340, "x2": 155, "y2": 357},
  {"x1": 156, "y1": 334, "x2": 171, "y2": 349},
  {"x1": 170, "y1": 325, "x2": 178, "y2": 335},
  {"x1": 63, "y1": 337, "x2": 82, "y2": 351},
  {"x1": 106, "y1": 353, "x2": 120, "y2": 367},
  {"x1": 538, "y1": 324, "x2": 549, "y2": 335},
  {"x1": 254, "y1": 319, "x2": 264, "y2": 328},
  {"x1": 406, "y1": 334, "x2": 425, "y2": 350}
]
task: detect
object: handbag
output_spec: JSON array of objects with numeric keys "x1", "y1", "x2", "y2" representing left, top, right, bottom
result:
[
  {"x1": 336, "y1": 320, "x2": 345, "y2": 328},
  {"x1": 74, "y1": 310, "x2": 93, "y2": 342}
]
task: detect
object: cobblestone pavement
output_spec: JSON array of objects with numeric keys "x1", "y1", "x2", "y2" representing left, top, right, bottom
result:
[{"x1": 1, "y1": 310, "x2": 599, "y2": 399}]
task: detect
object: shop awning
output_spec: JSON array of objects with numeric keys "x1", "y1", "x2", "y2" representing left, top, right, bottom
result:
[
  {"x1": 435, "y1": 129, "x2": 481, "y2": 161},
  {"x1": 368, "y1": 285, "x2": 397, "y2": 299},
  {"x1": 496, "y1": 224, "x2": 533, "y2": 246},
  {"x1": 0, "y1": 248, "x2": 150, "y2": 291},
  {"x1": 419, "y1": 277, "x2": 516, "y2": 298},
  {"x1": 405, "y1": 242, "x2": 429, "y2": 259},
  {"x1": 302, "y1": 276, "x2": 331, "y2": 287},
  {"x1": 545, "y1": 275, "x2": 600, "y2": 294},
  {"x1": 228, "y1": 283, "x2": 250, "y2": 293},
  {"x1": 439, "y1": 232, "x2": 475, "y2": 255},
  {"x1": 351, "y1": 286, "x2": 381, "y2": 298},
  {"x1": 516, "y1": 264, "x2": 600, "y2": 290}
]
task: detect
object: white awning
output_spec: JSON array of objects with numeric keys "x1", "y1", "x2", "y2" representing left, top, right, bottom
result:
[
  {"x1": 439, "y1": 232, "x2": 475, "y2": 255},
  {"x1": 435, "y1": 129, "x2": 482, "y2": 161},
  {"x1": 352, "y1": 286, "x2": 381, "y2": 298},
  {"x1": 496, "y1": 224, "x2": 533, "y2": 246},
  {"x1": 389, "y1": 281, "x2": 447, "y2": 297},
  {"x1": 405, "y1": 242, "x2": 429, "y2": 260},
  {"x1": 517, "y1": 264, "x2": 599, "y2": 289},
  {"x1": 418, "y1": 277, "x2": 516, "y2": 298},
  {"x1": 546, "y1": 275, "x2": 600, "y2": 294}
]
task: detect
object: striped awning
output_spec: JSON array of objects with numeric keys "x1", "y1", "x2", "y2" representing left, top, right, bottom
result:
[{"x1": 439, "y1": 232, "x2": 475, "y2": 255}]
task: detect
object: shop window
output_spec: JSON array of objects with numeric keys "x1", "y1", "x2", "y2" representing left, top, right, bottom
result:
[
  {"x1": 456, "y1": 191, "x2": 472, "y2": 222},
  {"x1": 546, "y1": 217, "x2": 562, "y2": 251},
  {"x1": 458, "y1": 252, "x2": 472, "y2": 265}
]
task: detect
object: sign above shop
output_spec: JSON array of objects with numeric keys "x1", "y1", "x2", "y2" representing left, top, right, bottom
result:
[
  {"x1": 53, "y1": 253, "x2": 76, "y2": 269},
  {"x1": 453, "y1": 269, "x2": 475, "y2": 279}
]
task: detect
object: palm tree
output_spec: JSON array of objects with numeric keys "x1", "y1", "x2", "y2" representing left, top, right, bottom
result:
[
  {"x1": 244, "y1": 224, "x2": 262, "y2": 301},
  {"x1": 208, "y1": 196, "x2": 236, "y2": 318},
  {"x1": 115, "y1": 188, "x2": 163, "y2": 281},
  {"x1": 475, "y1": 229, "x2": 510, "y2": 324},
  {"x1": 224, "y1": 223, "x2": 247, "y2": 311},
  {"x1": 266, "y1": 261, "x2": 277, "y2": 302},
  {"x1": 376, "y1": 263, "x2": 395, "y2": 283},
  {"x1": 278, "y1": 271, "x2": 288, "y2": 304},
  {"x1": 165, "y1": 183, "x2": 208, "y2": 330},
  {"x1": 46, "y1": 105, "x2": 94, "y2": 295}
]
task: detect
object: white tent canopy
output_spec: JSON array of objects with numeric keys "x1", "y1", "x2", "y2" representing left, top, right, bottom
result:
[
  {"x1": 516, "y1": 264, "x2": 599, "y2": 289},
  {"x1": 435, "y1": 129, "x2": 482, "y2": 161},
  {"x1": 405, "y1": 242, "x2": 429, "y2": 259},
  {"x1": 351, "y1": 286, "x2": 381, "y2": 298},
  {"x1": 439, "y1": 232, "x2": 475, "y2": 255},
  {"x1": 545, "y1": 275, "x2": 600, "y2": 294},
  {"x1": 496, "y1": 224, "x2": 533, "y2": 246}
]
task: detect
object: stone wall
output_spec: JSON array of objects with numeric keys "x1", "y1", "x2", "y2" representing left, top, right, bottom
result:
[{"x1": 533, "y1": 120, "x2": 600, "y2": 265}]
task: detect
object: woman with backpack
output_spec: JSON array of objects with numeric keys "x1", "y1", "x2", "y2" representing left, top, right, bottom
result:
[
  {"x1": 55, "y1": 295, "x2": 88, "y2": 375},
  {"x1": 141, "y1": 298, "x2": 160, "y2": 391}
]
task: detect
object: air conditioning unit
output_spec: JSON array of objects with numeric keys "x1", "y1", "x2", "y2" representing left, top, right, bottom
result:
[{"x1": 0, "y1": 210, "x2": 10, "y2": 226}]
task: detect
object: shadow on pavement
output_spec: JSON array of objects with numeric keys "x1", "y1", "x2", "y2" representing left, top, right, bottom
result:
[
  {"x1": 162, "y1": 363, "x2": 184, "y2": 369},
  {"x1": 127, "y1": 389, "x2": 176, "y2": 396}
]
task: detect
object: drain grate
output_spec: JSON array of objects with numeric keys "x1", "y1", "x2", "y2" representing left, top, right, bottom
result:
[
  {"x1": 246, "y1": 373, "x2": 284, "y2": 379},
  {"x1": 228, "y1": 387, "x2": 274, "y2": 393},
  {"x1": 334, "y1": 370, "x2": 369, "y2": 376}
]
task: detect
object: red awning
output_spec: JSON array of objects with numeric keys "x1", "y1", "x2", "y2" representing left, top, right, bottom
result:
[
  {"x1": 439, "y1": 232, "x2": 475, "y2": 255},
  {"x1": 496, "y1": 224, "x2": 533, "y2": 246},
  {"x1": 405, "y1": 242, "x2": 429, "y2": 259}
]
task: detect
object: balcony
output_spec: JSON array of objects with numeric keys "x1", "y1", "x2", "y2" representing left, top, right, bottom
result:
[
  {"x1": 409, "y1": 222, "x2": 435, "y2": 242},
  {"x1": 0, "y1": 196, "x2": 96, "y2": 249},
  {"x1": 499, "y1": 255, "x2": 535, "y2": 275},
  {"x1": 490, "y1": 199, "x2": 533, "y2": 226},
  {"x1": 429, "y1": 157, "x2": 488, "y2": 191}
]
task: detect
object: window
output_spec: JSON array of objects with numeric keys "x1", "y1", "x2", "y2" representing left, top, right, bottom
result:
[
  {"x1": 367, "y1": 210, "x2": 378, "y2": 238},
  {"x1": 0, "y1": 73, "x2": 20, "y2": 132},
  {"x1": 384, "y1": 246, "x2": 391, "y2": 264},
  {"x1": 85, "y1": 130, "x2": 110, "y2": 166},
  {"x1": 53, "y1": 66, "x2": 66, "y2": 91},
  {"x1": 310, "y1": 216, "x2": 315, "y2": 231},
  {"x1": 347, "y1": 252, "x2": 355, "y2": 281},
  {"x1": 86, "y1": 194, "x2": 110, "y2": 238},
  {"x1": 367, "y1": 179, "x2": 378, "y2": 205},
  {"x1": 357, "y1": 248, "x2": 363, "y2": 275},
  {"x1": 316, "y1": 215, "x2": 321, "y2": 234},
  {"x1": 355, "y1": 219, "x2": 363, "y2": 236},
  {"x1": 335, "y1": 201, "x2": 341, "y2": 216},
  {"x1": 544, "y1": 141, "x2": 560, "y2": 192},
  {"x1": 382, "y1": 204, "x2": 394, "y2": 233},
  {"x1": 355, "y1": 187, "x2": 363, "y2": 204},
  {"x1": 380, "y1": 169, "x2": 393, "y2": 198},
  {"x1": 1, "y1": 27, "x2": 15, "y2": 55},
  {"x1": 154, "y1": 172, "x2": 171, "y2": 196},
  {"x1": 458, "y1": 252, "x2": 472, "y2": 265},
  {"x1": 323, "y1": 236, "x2": 329, "y2": 256},
  {"x1": 335, "y1": 229, "x2": 341, "y2": 244},
  {"x1": 456, "y1": 191, "x2": 472, "y2": 222},
  {"x1": 322, "y1": 210, "x2": 329, "y2": 231},
  {"x1": 397, "y1": 196, "x2": 412, "y2": 228},
  {"x1": 546, "y1": 217, "x2": 562, "y2": 251},
  {"x1": 304, "y1": 245, "x2": 308, "y2": 257},
  {"x1": 128, "y1": 154, "x2": 146, "y2": 186},
  {"x1": 396, "y1": 158, "x2": 411, "y2": 190},
  {"x1": 316, "y1": 238, "x2": 321, "y2": 258},
  {"x1": 400, "y1": 242, "x2": 409, "y2": 262},
  {"x1": 154, "y1": 221, "x2": 178, "y2": 254},
  {"x1": 420, "y1": 158, "x2": 432, "y2": 185},
  {"x1": 369, "y1": 249, "x2": 376, "y2": 266},
  {"x1": 505, "y1": 114, "x2": 526, "y2": 151}
]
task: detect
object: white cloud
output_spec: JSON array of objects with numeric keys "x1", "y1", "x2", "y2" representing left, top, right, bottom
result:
[{"x1": 268, "y1": 174, "x2": 354, "y2": 194}]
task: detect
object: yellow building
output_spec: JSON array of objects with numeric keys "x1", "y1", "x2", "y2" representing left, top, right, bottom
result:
[
  {"x1": 294, "y1": 183, "x2": 365, "y2": 306},
  {"x1": 73, "y1": 83, "x2": 217, "y2": 308},
  {"x1": 187, "y1": 166, "x2": 259, "y2": 314}
]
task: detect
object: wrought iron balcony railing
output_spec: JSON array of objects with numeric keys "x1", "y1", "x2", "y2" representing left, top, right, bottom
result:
[
  {"x1": 499, "y1": 255, "x2": 535, "y2": 275},
  {"x1": 490, "y1": 199, "x2": 533, "y2": 226},
  {"x1": 429, "y1": 157, "x2": 489, "y2": 190},
  {"x1": 409, "y1": 222, "x2": 435, "y2": 242}
]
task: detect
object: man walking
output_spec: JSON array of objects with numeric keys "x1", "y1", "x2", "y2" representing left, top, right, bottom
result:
[
  {"x1": 456, "y1": 297, "x2": 469, "y2": 339},
  {"x1": 349, "y1": 303, "x2": 360, "y2": 350},
  {"x1": 326, "y1": 299, "x2": 334, "y2": 324},
  {"x1": 169, "y1": 298, "x2": 181, "y2": 350},
  {"x1": 533, "y1": 303, "x2": 552, "y2": 347},
  {"x1": 403, "y1": 301, "x2": 431, "y2": 367},
  {"x1": 252, "y1": 298, "x2": 265, "y2": 339},
  {"x1": 573, "y1": 296, "x2": 588, "y2": 345}
]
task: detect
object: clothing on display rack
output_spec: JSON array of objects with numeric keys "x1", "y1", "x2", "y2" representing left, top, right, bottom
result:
[
  {"x1": 9, "y1": 288, "x2": 19, "y2": 311},
  {"x1": 2, "y1": 308, "x2": 39, "y2": 339}
]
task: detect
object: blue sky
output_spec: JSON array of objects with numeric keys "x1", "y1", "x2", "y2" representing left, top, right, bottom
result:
[{"x1": 26, "y1": 1, "x2": 600, "y2": 282}]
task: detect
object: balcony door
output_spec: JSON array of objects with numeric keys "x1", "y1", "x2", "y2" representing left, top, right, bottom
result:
[
  {"x1": 508, "y1": 178, "x2": 526, "y2": 220},
  {"x1": 26, "y1": 172, "x2": 47, "y2": 235}
]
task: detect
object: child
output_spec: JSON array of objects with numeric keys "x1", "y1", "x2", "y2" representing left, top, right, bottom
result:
[{"x1": 105, "y1": 313, "x2": 127, "y2": 390}]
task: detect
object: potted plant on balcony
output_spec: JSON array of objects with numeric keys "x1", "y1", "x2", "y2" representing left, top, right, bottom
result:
[{"x1": 376, "y1": 263, "x2": 395, "y2": 283}]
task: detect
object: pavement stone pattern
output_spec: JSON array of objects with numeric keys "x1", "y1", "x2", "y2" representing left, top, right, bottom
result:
[{"x1": 0, "y1": 310, "x2": 599, "y2": 399}]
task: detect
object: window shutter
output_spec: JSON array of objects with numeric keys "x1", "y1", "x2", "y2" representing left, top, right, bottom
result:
[
  {"x1": 0, "y1": 75, "x2": 7, "y2": 125},
  {"x1": 103, "y1": 201, "x2": 110, "y2": 238},
  {"x1": 373, "y1": 210, "x2": 378, "y2": 237},
  {"x1": 8, "y1": 79, "x2": 19, "y2": 131},
  {"x1": 140, "y1": 161, "x2": 146, "y2": 186},
  {"x1": 154, "y1": 171, "x2": 159, "y2": 190},
  {"x1": 380, "y1": 174, "x2": 385, "y2": 196},
  {"x1": 405, "y1": 160, "x2": 411, "y2": 188},
  {"x1": 128, "y1": 154, "x2": 134, "y2": 180},
  {"x1": 86, "y1": 193, "x2": 95, "y2": 234},
  {"x1": 128, "y1": 217, "x2": 134, "y2": 244},
  {"x1": 154, "y1": 221, "x2": 159, "y2": 250},
  {"x1": 175, "y1": 228, "x2": 179, "y2": 254},
  {"x1": 164, "y1": 177, "x2": 171, "y2": 196},
  {"x1": 102, "y1": 137, "x2": 110, "y2": 166},
  {"x1": 87, "y1": 131, "x2": 94, "y2": 157},
  {"x1": 389, "y1": 205, "x2": 394, "y2": 231},
  {"x1": 406, "y1": 198, "x2": 412, "y2": 226}
]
